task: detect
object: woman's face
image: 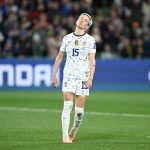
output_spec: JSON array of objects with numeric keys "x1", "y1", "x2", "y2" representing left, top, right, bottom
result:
[{"x1": 76, "y1": 15, "x2": 89, "y2": 30}]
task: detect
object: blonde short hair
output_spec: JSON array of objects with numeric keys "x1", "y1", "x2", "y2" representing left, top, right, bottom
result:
[{"x1": 79, "y1": 13, "x2": 93, "y2": 28}]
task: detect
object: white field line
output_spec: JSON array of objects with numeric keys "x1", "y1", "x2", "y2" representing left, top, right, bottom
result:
[{"x1": 0, "y1": 106, "x2": 150, "y2": 118}]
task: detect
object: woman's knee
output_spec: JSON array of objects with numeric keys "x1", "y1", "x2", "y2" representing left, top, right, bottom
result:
[
  {"x1": 75, "y1": 96, "x2": 86, "y2": 108},
  {"x1": 63, "y1": 92, "x2": 74, "y2": 101}
]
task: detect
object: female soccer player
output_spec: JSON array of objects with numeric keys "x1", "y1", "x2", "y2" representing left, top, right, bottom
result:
[{"x1": 52, "y1": 13, "x2": 96, "y2": 144}]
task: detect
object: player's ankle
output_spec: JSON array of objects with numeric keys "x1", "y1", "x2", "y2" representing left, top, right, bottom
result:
[{"x1": 63, "y1": 137, "x2": 73, "y2": 144}]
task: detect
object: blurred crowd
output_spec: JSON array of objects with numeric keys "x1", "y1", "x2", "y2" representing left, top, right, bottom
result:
[{"x1": 0, "y1": 0, "x2": 150, "y2": 59}]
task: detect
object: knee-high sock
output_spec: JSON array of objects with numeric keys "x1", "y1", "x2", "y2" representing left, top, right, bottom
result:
[
  {"x1": 61, "y1": 101, "x2": 73, "y2": 138},
  {"x1": 70, "y1": 106, "x2": 84, "y2": 134}
]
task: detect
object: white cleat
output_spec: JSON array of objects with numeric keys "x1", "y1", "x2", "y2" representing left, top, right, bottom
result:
[{"x1": 63, "y1": 137, "x2": 73, "y2": 144}]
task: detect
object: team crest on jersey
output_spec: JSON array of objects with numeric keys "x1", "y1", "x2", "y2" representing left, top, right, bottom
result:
[{"x1": 75, "y1": 40, "x2": 79, "y2": 46}]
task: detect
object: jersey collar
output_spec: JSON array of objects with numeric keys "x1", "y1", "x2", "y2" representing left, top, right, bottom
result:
[{"x1": 73, "y1": 32, "x2": 86, "y2": 36}]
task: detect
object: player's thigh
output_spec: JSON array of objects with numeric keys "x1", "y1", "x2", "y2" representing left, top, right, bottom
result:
[
  {"x1": 62, "y1": 75, "x2": 76, "y2": 94},
  {"x1": 76, "y1": 79, "x2": 89, "y2": 97},
  {"x1": 63, "y1": 92, "x2": 74, "y2": 101},
  {"x1": 75, "y1": 95, "x2": 86, "y2": 108}
]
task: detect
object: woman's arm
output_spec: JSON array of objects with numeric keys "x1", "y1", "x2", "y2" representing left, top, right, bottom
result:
[
  {"x1": 86, "y1": 52, "x2": 96, "y2": 88},
  {"x1": 52, "y1": 51, "x2": 65, "y2": 87}
]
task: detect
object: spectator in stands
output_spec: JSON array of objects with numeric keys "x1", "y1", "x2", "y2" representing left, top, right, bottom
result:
[
  {"x1": 100, "y1": 43, "x2": 120, "y2": 59},
  {"x1": 0, "y1": 0, "x2": 150, "y2": 58}
]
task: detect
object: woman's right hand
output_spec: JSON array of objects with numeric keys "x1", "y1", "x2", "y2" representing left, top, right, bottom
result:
[{"x1": 51, "y1": 74, "x2": 58, "y2": 88}]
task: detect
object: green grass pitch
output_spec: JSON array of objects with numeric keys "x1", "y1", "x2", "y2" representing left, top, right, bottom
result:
[{"x1": 0, "y1": 91, "x2": 150, "y2": 150}]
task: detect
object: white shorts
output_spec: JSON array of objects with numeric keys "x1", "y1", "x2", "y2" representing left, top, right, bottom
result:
[{"x1": 62, "y1": 74, "x2": 89, "y2": 97}]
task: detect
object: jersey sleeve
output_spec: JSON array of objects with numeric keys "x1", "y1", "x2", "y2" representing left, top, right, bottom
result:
[
  {"x1": 60, "y1": 36, "x2": 66, "y2": 52},
  {"x1": 89, "y1": 37, "x2": 96, "y2": 53}
]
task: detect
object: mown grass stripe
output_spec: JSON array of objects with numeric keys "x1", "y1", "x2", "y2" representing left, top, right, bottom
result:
[{"x1": 0, "y1": 106, "x2": 150, "y2": 118}]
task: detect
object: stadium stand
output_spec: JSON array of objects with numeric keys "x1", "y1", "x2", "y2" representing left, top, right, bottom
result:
[{"x1": 0, "y1": 0, "x2": 150, "y2": 59}]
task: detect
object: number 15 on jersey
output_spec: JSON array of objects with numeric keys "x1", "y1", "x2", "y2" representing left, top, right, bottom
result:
[{"x1": 72, "y1": 48, "x2": 79, "y2": 56}]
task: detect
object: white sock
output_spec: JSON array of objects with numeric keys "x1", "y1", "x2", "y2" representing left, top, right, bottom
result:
[
  {"x1": 61, "y1": 101, "x2": 73, "y2": 138},
  {"x1": 70, "y1": 106, "x2": 84, "y2": 135}
]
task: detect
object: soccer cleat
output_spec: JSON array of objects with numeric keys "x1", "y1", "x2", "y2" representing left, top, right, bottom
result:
[
  {"x1": 69, "y1": 128, "x2": 77, "y2": 141},
  {"x1": 63, "y1": 137, "x2": 73, "y2": 144}
]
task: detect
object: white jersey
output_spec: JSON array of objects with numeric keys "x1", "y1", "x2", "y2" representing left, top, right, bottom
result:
[{"x1": 60, "y1": 32, "x2": 96, "y2": 79}]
